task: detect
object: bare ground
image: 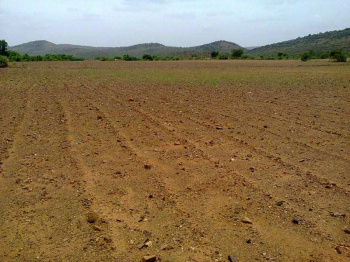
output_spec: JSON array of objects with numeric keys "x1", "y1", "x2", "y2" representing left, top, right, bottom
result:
[{"x1": 0, "y1": 60, "x2": 349, "y2": 261}]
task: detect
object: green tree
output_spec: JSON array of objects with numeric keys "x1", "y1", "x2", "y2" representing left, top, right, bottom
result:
[
  {"x1": 301, "y1": 52, "x2": 311, "y2": 61},
  {"x1": 211, "y1": 51, "x2": 219, "y2": 59},
  {"x1": 0, "y1": 56, "x2": 8, "y2": 68},
  {"x1": 231, "y1": 49, "x2": 244, "y2": 59},
  {"x1": 0, "y1": 40, "x2": 8, "y2": 56},
  {"x1": 142, "y1": 54, "x2": 153, "y2": 61}
]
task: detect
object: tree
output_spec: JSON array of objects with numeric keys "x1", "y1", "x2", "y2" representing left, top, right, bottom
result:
[
  {"x1": 142, "y1": 54, "x2": 153, "y2": 61},
  {"x1": 0, "y1": 56, "x2": 8, "y2": 68},
  {"x1": 301, "y1": 52, "x2": 311, "y2": 61},
  {"x1": 330, "y1": 50, "x2": 347, "y2": 62},
  {"x1": 0, "y1": 40, "x2": 8, "y2": 56},
  {"x1": 231, "y1": 49, "x2": 244, "y2": 59},
  {"x1": 211, "y1": 51, "x2": 219, "y2": 59}
]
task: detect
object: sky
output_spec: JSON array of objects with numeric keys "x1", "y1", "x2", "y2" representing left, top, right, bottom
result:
[{"x1": 1, "y1": 0, "x2": 349, "y2": 47}]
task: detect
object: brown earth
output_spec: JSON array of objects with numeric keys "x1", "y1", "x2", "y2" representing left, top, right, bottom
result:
[{"x1": 0, "y1": 60, "x2": 349, "y2": 261}]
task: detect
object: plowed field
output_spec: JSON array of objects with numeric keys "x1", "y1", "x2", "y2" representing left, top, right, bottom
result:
[{"x1": 0, "y1": 60, "x2": 349, "y2": 261}]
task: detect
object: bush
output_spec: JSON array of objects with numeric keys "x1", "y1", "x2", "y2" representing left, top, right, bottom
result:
[
  {"x1": 301, "y1": 52, "x2": 311, "y2": 61},
  {"x1": 231, "y1": 49, "x2": 244, "y2": 59},
  {"x1": 0, "y1": 56, "x2": 8, "y2": 68},
  {"x1": 218, "y1": 54, "x2": 229, "y2": 60},
  {"x1": 330, "y1": 50, "x2": 347, "y2": 62},
  {"x1": 142, "y1": 54, "x2": 153, "y2": 61},
  {"x1": 211, "y1": 51, "x2": 219, "y2": 59},
  {"x1": 333, "y1": 53, "x2": 347, "y2": 62}
]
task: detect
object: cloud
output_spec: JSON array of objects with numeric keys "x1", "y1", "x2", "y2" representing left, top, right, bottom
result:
[
  {"x1": 170, "y1": 11, "x2": 197, "y2": 19},
  {"x1": 82, "y1": 13, "x2": 102, "y2": 22},
  {"x1": 113, "y1": 0, "x2": 168, "y2": 12}
]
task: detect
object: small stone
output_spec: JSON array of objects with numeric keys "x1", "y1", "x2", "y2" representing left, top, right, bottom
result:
[
  {"x1": 335, "y1": 246, "x2": 342, "y2": 254},
  {"x1": 161, "y1": 244, "x2": 174, "y2": 250},
  {"x1": 216, "y1": 126, "x2": 223, "y2": 130},
  {"x1": 330, "y1": 212, "x2": 346, "y2": 217},
  {"x1": 115, "y1": 170, "x2": 122, "y2": 175},
  {"x1": 93, "y1": 225, "x2": 102, "y2": 231},
  {"x1": 292, "y1": 219, "x2": 299, "y2": 224},
  {"x1": 263, "y1": 125, "x2": 268, "y2": 128},
  {"x1": 87, "y1": 212, "x2": 99, "y2": 223},
  {"x1": 344, "y1": 229, "x2": 350, "y2": 234},
  {"x1": 97, "y1": 116, "x2": 102, "y2": 120},
  {"x1": 249, "y1": 167, "x2": 255, "y2": 172},
  {"x1": 276, "y1": 201, "x2": 284, "y2": 206},
  {"x1": 228, "y1": 255, "x2": 233, "y2": 262},
  {"x1": 137, "y1": 238, "x2": 149, "y2": 249},
  {"x1": 143, "y1": 230, "x2": 152, "y2": 238},
  {"x1": 145, "y1": 240, "x2": 152, "y2": 247},
  {"x1": 142, "y1": 255, "x2": 156, "y2": 262},
  {"x1": 242, "y1": 217, "x2": 252, "y2": 224},
  {"x1": 174, "y1": 141, "x2": 181, "y2": 145},
  {"x1": 144, "y1": 164, "x2": 152, "y2": 170},
  {"x1": 246, "y1": 239, "x2": 251, "y2": 244}
]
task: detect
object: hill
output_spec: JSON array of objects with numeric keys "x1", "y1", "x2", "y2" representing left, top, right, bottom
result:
[
  {"x1": 248, "y1": 28, "x2": 350, "y2": 57},
  {"x1": 9, "y1": 40, "x2": 243, "y2": 59}
]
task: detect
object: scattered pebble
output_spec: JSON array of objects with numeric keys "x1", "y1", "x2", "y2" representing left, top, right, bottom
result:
[
  {"x1": 87, "y1": 212, "x2": 99, "y2": 223},
  {"x1": 276, "y1": 201, "x2": 284, "y2": 206},
  {"x1": 335, "y1": 246, "x2": 342, "y2": 254},
  {"x1": 242, "y1": 217, "x2": 253, "y2": 224},
  {"x1": 344, "y1": 229, "x2": 350, "y2": 234},
  {"x1": 161, "y1": 244, "x2": 174, "y2": 250},
  {"x1": 142, "y1": 255, "x2": 156, "y2": 262},
  {"x1": 144, "y1": 164, "x2": 152, "y2": 170},
  {"x1": 292, "y1": 219, "x2": 299, "y2": 224}
]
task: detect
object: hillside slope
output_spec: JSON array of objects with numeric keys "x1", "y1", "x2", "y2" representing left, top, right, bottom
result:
[
  {"x1": 9, "y1": 41, "x2": 242, "y2": 59},
  {"x1": 248, "y1": 28, "x2": 350, "y2": 57}
]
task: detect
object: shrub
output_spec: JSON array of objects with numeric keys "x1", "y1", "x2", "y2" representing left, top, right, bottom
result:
[
  {"x1": 211, "y1": 51, "x2": 219, "y2": 59},
  {"x1": 218, "y1": 54, "x2": 229, "y2": 60},
  {"x1": 301, "y1": 52, "x2": 311, "y2": 61},
  {"x1": 142, "y1": 54, "x2": 153, "y2": 61},
  {"x1": 0, "y1": 56, "x2": 8, "y2": 68},
  {"x1": 231, "y1": 49, "x2": 244, "y2": 59},
  {"x1": 330, "y1": 50, "x2": 347, "y2": 62},
  {"x1": 333, "y1": 53, "x2": 347, "y2": 62}
]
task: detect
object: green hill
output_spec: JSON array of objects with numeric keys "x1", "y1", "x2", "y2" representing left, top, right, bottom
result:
[
  {"x1": 248, "y1": 28, "x2": 350, "y2": 57},
  {"x1": 9, "y1": 40, "x2": 242, "y2": 59}
]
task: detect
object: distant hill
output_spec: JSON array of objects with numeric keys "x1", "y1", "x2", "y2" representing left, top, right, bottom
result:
[
  {"x1": 248, "y1": 28, "x2": 350, "y2": 57},
  {"x1": 9, "y1": 40, "x2": 242, "y2": 59}
]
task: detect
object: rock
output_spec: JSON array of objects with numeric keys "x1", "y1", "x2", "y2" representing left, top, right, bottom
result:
[
  {"x1": 335, "y1": 246, "x2": 342, "y2": 254},
  {"x1": 228, "y1": 255, "x2": 233, "y2": 262},
  {"x1": 246, "y1": 239, "x2": 251, "y2": 244},
  {"x1": 115, "y1": 170, "x2": 122, "y2": 175},
  {"x1": 174, "y1": 141, "x2": 181, "y2": 145},
  {"x1": 292, "y1": 219, "x2": 299, "y2": 224},
  {"x1": 330, "y1": 212, "x2": 346, "y2": 217},
  {"x1": 249, "y1": 167, "x2": 255, "y2": 172},
  {"x1": 216, "y1": 126, "x2": 223, "y2": 130},
  {"x1": 143, "y1": 230, "x2": 152, "y2": 238},
  {"x1": 93, "y1": 225, "x2": 102, "y2": 231},
  {"x1": 344, "y1": 229, "x2": 350, "y2": 234},
  {"x1": 87, "y1": 212, "x2": 99, "y2": 223},
  {"x1": 242, "y1": 217, "x2": 252, "y2": 224},
  {"x1": 97, "y1": 116, "x2": 102, "y2": 120},
  {"x1": 142, "y1": 255, "x2": 156, "y2": 262},
  {"x1": 161, "y1": 244, "x2": 174, "y2": 250},
  {"x1": 144, "y1": 164, "x2": 152, "y2": 170},
  {"x1": 276, "y1": 201, "x2": 284, "y2": 206},
  {"x1": 137, "y1": 238, "x2": 149, "y2": 249}
]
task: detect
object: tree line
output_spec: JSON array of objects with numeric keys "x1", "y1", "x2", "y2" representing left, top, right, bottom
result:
[
  {"x1": 1, "y1": 38, "x2": 348, "y2": 68},
  {"x1": 0, "y1": 39, "x2": 84, "y2": 67}
]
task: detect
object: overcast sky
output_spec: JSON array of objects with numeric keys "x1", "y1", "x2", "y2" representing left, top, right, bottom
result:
[{"x1": 1, "y1": 0, "x2": 349, "y2": 47}]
